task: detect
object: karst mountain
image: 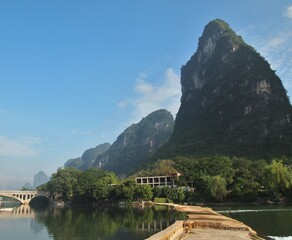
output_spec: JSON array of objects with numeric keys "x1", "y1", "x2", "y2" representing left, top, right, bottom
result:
[
  {"x1": 64, "y1": 19, "x2": 292, "y2": 177},
  {"x1": 158, "y1": 19, "x2": 292, "y2": 159}
]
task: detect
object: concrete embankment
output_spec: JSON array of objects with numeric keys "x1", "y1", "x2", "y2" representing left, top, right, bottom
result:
[{"x1": 146, "y1": 203, "x2": 263, "y2": 240}]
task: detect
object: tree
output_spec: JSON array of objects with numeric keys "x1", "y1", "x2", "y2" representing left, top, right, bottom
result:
[
  {"x1": 231, "y1": 177, "x2": 260, "y2": 201},
  {"x1": 150, "y1": 159, "x2": 178, "y2": 176},
  {"x1": 117, "y1": 180, "x2": 136, "y2": 202},
  {"x1": 200, "y1": 175, "x2": 227, "y2": 202},
  {"x1": 230, "y1": 157, "x2": 263, "y2": 201},
  {"x1": 45, "y1": 167, "x2": 119, "y2": 203},
  {"x1": 263, "y1": 160, "x2": 292, "y2": 198},
  {"x1": 152, "y1": 186, "x2": 172, "y2": 200},
  {"x1": 134, "y1": 159, "x2": 178, "y2": 178},
  {"x1": 47, "y1": 168, "x2": 81, "y2": 201},
  {"x1": 74, "y1": 168, "x2": 118, "y2": 202},
  {"x1": 174, "y1": 156, "x2": 234, "y2": 187},
  {"x1": 168, "y1": 187, "x2": 185, "y2": 203},
  {"x1": 250, "y1": 160, "x2": 267, "y2": 184},
  {"x1": 94, "y1": 182, "x2": 111, "y2": 201},
  {"x1": 133, "y1": 185, "x2": 153, "y2": 201}
]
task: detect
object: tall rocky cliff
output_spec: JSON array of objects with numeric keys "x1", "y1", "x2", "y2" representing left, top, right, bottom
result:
[
  {"x1": 94, "y1": 109, "x2": 174, "y2": 176},
  {"x1": 161, "y1": 19, "x2": 292, "y2": 159},
  {"x1": 64, "y1": 143, "x2": 111, "y2": 170}
]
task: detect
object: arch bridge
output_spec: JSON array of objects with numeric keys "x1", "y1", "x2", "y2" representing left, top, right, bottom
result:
[{"x1": 0, "y1": 190, "x2": 50, "y2": 205}]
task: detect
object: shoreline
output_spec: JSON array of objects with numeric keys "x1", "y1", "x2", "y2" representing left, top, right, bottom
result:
[{"x1": 146, "y1": 203, "x2": 263, "y2": 240}]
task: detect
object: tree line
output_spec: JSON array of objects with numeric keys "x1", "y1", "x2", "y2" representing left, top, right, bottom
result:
[
  {"x1": 39, "y1": 156, "x2": 292, "y2": 204},
  {"x1": 38, "y1": 167, "x2": 182, "y2": 204},
  {"x1": 172, "y1": 156, "x2": 292, "y2": 202}
]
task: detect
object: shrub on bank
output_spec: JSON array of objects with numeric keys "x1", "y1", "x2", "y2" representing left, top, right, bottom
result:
[{"x1": 154, "y1": 198, "x2": 172, "y2": 203}]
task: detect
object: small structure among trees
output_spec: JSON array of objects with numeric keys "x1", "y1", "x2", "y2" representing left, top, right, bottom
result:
[{"x1": 135, "y1": 172, "x2": 180, "y2": 187}]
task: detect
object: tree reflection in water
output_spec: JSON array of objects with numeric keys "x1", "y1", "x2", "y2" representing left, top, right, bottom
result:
[{"x1": 27, "y1": 205, "x2": 185, "y2": 240}]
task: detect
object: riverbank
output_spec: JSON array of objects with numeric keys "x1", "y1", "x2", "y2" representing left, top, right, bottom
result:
[{"x1": 146, "y1": 203, "x2": 263, "y2": 240}]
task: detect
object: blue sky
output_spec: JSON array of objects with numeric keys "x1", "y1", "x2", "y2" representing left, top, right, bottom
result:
[{"x1": 0, "y1": 1, "x2": 291, "y2": 189}]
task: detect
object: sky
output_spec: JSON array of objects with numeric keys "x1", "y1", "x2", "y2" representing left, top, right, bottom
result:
[{"x1": 0, "y1": 1, "x2": 291, "y2": 189}]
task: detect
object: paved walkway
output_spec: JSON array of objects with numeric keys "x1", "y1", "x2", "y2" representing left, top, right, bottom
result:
[
  {"x1": 185, "y1": 228, "x2": 253, "y2": 240},
  {"x1": 146, "y1": 203, "x2": 263, "y2": 240}
]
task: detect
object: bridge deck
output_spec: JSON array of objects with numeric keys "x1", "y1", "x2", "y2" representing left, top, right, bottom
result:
[{"x1": 0, "y1": 190, "x2": 49, "y2": 205}]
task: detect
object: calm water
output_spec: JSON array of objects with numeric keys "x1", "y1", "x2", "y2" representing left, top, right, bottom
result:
[
  {"x1": 0, "y1": 203, "x2": 185, "y2": 240},
  {"x1": 213, "y1": 205, "x2": 292, "y2": 240},
  {"x1": 1, "y1": 203, "x2": 292, "y2": 240}
]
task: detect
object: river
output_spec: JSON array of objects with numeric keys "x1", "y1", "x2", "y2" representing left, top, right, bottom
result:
[
  {"x1": 0, "y1": 203, "x2": 185, "y2": 240},
  {"x1": 0, "y1": 203, "x2": 291, "y2": 240},
  {"x1": 212, "y1": 205, "x2": 292, "y2": 240}
]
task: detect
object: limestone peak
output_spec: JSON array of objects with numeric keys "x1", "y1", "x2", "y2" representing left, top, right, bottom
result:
[{"x1": 159, "y1": 19, "x2": 292, "y2": 159}]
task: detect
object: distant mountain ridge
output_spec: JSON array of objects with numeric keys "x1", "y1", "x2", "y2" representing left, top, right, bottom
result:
[
  {"x1": 157, "y1": 19, "x2": 292, "y2": 159},
  {"x1": 63, "y1": 19, "x2": 292, "y2": 177},
  {"x1": 23, "y1": 171, "x2": 50, "y2": 189},
  {"x1": 34, "y1": 171, "x2": 50, "y2": 188},
  {"x1": 63, "y1": 109, "x2": 174, "y2": 176},
  {"x1": 94, "y1": 109, "x2": 174, "y2": 176},
  {"x1": 64, "y1": 143, "x2": 111, "y2": 170}
]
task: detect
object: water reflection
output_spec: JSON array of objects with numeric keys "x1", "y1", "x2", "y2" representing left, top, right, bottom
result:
[
  {"x1": 30, "y1": 219, "x2": 46, "y2": 235},
  {"x1": 36, "y1": 206, "x2": 184, "y2": 240},
  {"x1": 2, "y1": 204, "x2": 292, "y2": 239},
  {"x1": 0, "y1": 204, "x2": 185, "y2": 240}
]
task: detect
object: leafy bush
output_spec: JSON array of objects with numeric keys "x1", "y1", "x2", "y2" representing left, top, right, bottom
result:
[{"x1": 154, "y1": 198, "x2": 169, "y2": 203}]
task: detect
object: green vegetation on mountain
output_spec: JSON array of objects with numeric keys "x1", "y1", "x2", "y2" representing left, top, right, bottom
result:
[
  {"x1": 133, "y1": 159, "x2": 178, "y2": 177},
  {"x1": 157, "y1": 19, "x2": 292, "y2": 160},
  {"x1": 94, "y1": 109, "x2": 174, "y2": 176},
  {"x1": 48, "y1": 19, "x2": 292, "y2": 204},
  {"x1": 64, "y1": 143, "x2": 111, "y2": 170}
]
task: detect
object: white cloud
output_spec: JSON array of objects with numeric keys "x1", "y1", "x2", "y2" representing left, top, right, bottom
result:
[
  {"x1": 284, "y1": 5, "x2": 292, "y2": 18},
  {"x1": 0, "y1": 135, "x2": 40, "y2": 157},
  {"x1": 134, "y1": 80, "x2": 154, "y2": 94},
  {"x1": 256, "y1": 33, "x2": 292, "y2": 93},
  {"x1": 118, "y1": 68, "x2": 181, "y2": 123},
  {"x1": 266, "y1": 36, "x2": 286, "y2": 48},
  {"x1": 239, "y1": 5, "x2": 292, "y2": 99},
  {"x1": 242, "y1": 25, "x2": 292, "y2": 98}
]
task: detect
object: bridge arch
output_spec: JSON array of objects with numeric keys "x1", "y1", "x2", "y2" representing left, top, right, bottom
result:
[
  {"x1": 0, "y1": 191, "x2": 50, "y2": 205},
  {"x1": 29, "y1": 195, "x2": 51, "y2": 205},
  {"x1": 0, "y1": 193, "x2": 23, "y2": 204}
]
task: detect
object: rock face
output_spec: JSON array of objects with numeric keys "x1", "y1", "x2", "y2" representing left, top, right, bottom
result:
[
  {"x1": 94, "y1": 109, "x2": 174, "y2": 176},
  {"x1": 162, "y1": 19, "x2": 292, "y2": 158},
  {"x1": 64, "y1": 143, "x2": 111, "y2": 170}
]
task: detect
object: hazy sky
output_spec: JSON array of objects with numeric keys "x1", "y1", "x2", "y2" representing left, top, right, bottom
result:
[{"x1": 1, "y1": 1, "x2": 292, "y2": 189}]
